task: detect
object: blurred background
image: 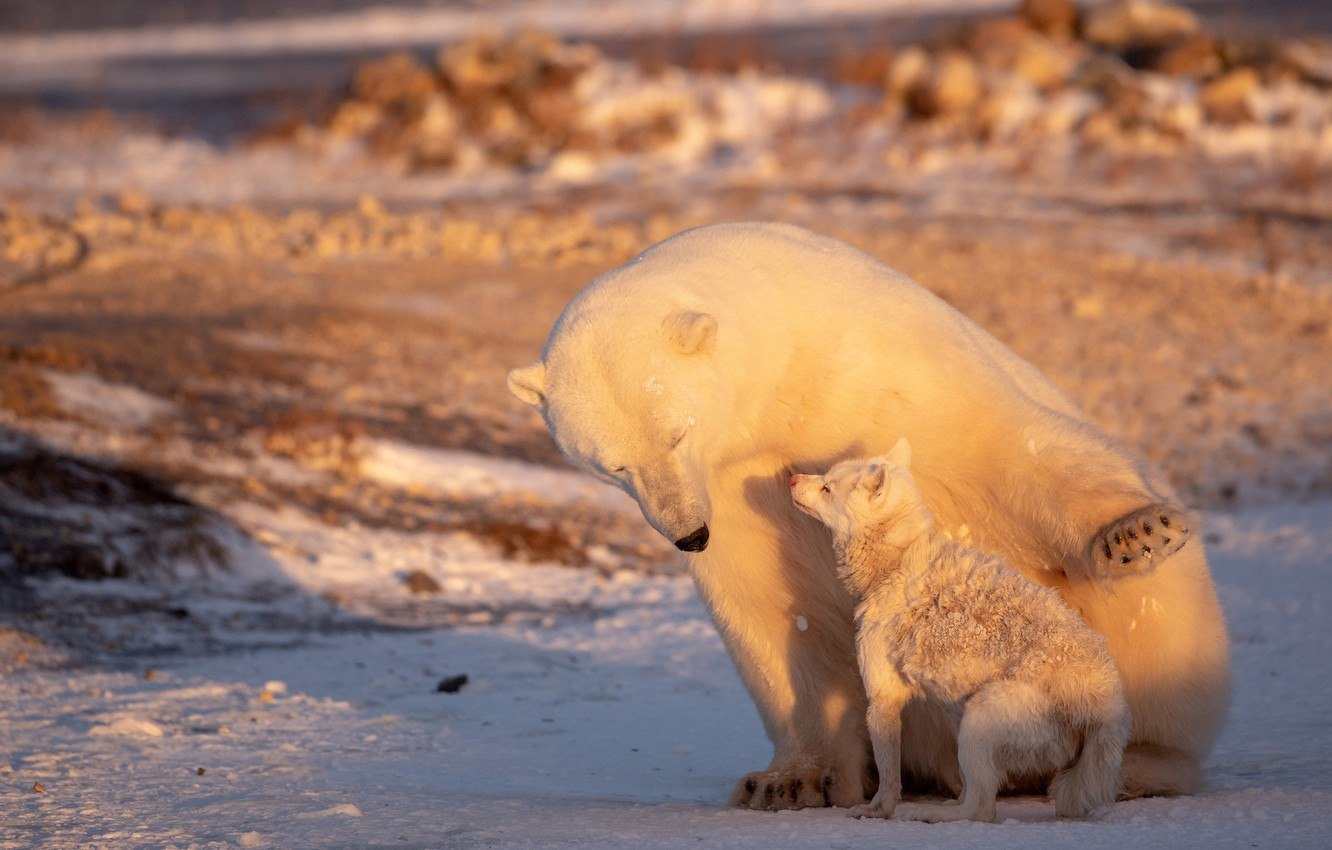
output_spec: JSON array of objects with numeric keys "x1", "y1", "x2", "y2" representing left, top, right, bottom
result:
[
  {"x1": 3, "y1": 0, "x2": 1331, "y2": 645},
  {"x1": 1, "y1": 4, "x2": 1331, "y2": 843},
  {"x1": 2, "y1": 0, "x2": 1330, "y2": 657}
]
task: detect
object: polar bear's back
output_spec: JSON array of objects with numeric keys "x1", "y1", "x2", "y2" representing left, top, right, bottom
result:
[{"x1": 558, "y1": 222, "x2": 1082, "y2": 422}]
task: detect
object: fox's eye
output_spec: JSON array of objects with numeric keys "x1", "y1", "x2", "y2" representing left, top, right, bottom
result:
[
  {"x1": 820, "y1": 484, "x2": 830, "y2": 494},
  {"x1": 669, "y1": 431, "x2": 686, "y2": 449},
  {"x1": 610, "y1": 466, "x2": 627, "y2": 475}
]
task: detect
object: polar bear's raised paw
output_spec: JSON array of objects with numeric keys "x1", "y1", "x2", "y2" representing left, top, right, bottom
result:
[
  {"x1": 1092, "y1": 503, "x2": 1195, "y2": 577},
  {"x1": 729, "y1": 765, "x2": 852, "y2": 810}
]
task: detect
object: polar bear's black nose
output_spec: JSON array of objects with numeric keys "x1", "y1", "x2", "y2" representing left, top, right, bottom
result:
[{"x1": 675, "y1": 525, "x2": 709, "y2": 553}]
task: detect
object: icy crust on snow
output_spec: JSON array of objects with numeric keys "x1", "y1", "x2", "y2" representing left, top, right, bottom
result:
[
  {"x1": 41, "y1": 370, "x2": 178, "y2": 431},
  {"x1": 357, "y1": 438, "x2": 639, "y2": 515},
  {"x1": 2, "y1": 497, "x2": 1330, "y2": 848}
]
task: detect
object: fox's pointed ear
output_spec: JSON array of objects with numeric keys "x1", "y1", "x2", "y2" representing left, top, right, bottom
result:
[
  {"x1": 885, "y1": 437, "x2": 912, "y2": 469},
  {"x1": 862, "y1": 465, "x2": 888, "y2": 498},
  {"x1": 507, "y1": 362, "x2": 547, "y2": 409},
  {"x1": 664, "y1": 310, "x2": 717, "y2": 355}
]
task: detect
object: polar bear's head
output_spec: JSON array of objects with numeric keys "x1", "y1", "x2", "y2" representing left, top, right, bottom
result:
[
  {"x1": 507, "y1": 308, "x2": 722, "y2": 553},
  {"x1": 789, "y1": 438, "x2": 928, "y2": 548}
]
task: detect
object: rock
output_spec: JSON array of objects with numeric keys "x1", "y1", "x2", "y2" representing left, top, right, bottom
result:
[
  {"x1": 1281, "y1": 38, "x2": 1332, "y2": 88},
  {"x1": 436, "y1": 674, "x2": 468, "y2": 693},
  {"x1": 116, "y1": 190, "x2": 152, "y2": 216},
  {"x1": 1154, "y1": 34, "x2": 1221, "y2": 78},
  {"x1": 964, "y1": 17, "x2": 1032, "y2": 66},
  {"x1": 1020, "y1": 0, "x2": 1081, "y2": 40},
  {"x1": 885, "y1": 45, "x2": 931, "y2": 104},
  {"x1": 1083, "y1": 0, "x2": 1199, "y2": 50},
  {"x1": 351, "y1": 52, "x2": 437, "y2": 111},
  {"x1": 906, "y1": 52, "x2": 983, "y2": 118},
  {"x1": 403, "y1": 569, "x2": 442, "y2": 595},
  {"x1": 1013, "y1": 35, "x2": 1080, "y2": 90},
  {"x1": 407, "y1": 95, "x2": 461, "y2": 168},
  {"x1": 1079, "y1": 55, "x2": 1154, "y2": 131},
  {"x1": 1199, "y1": 67, "x2": 1260, "y2": 124}
]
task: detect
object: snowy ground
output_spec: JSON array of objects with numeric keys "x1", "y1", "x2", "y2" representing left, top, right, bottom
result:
[
  {"x1": 2, "y1": 2, "x2": 1331, "y2": 847},
  {"x1": 1, "y1": 451, "x2": 1329, "y2": 848}
]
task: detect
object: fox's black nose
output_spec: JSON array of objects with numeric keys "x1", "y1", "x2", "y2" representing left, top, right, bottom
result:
[{"x1": 675, "y1": 525, "x2": 709, "y2": 553}]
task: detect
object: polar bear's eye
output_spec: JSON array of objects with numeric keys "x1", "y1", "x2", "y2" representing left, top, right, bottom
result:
[{"x1": 669, "y1": 431, "x2": 687, "y2": 449}]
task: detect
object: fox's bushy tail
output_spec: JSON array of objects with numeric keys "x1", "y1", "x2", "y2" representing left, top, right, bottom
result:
[{"x1": 1051, "y1": 693, "x2": 1130, "y2": 819}]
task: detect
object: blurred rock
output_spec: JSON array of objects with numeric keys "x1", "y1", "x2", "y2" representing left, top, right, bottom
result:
[
  {"x1": 352, "y1": 52, "x2": 437, "y2": 112},
  {"x1": 0, "y1": 210, "x2": 89, "y2": 290},
  {"x1": 886, "y1": 45, "x2": 931, "y2": 104},
  {"x1": 1079, "y1": 55, "x2": 1154, "y2": 130},
  {"x1": 1282, "y1": 38, "x2": 1332, "y2": 88},
  {"x1": 1013, "y1": 34, "x2": 1080, "y2": 90},
  {"x1": 1083, "y1": 0, "x2": 1199, "y2": 50},
  {"x1": 1199, "y1": 68, "x2": 1259, "y2": 124},
  {"x1": 406, "y1": 95, "x2": 462, "y2": 168},
  {"x1": 906, "y1": 52, "x2": 983, "y2": 118},
  {"x1": 1020, "y1": 0, "x2": 1081, "y2": 41},
  {"x1": 1154, "y1": 34, "x2": 1221, "y2": 78},
  {"x1": 327, "y1": 101, "x2": 384, "y2": 139},
  {"x1": 403, "y1": 569, "x2": 442, "y2": 595},
  {"x1": 965, "y1": 17, "x2": 1032, "y2": 65}
]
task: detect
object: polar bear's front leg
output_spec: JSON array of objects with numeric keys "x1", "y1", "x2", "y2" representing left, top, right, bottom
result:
[
  {"x1": 689, "y1": 496, "x2": 871, "y2": 810},
  {"x1": 1090, "y1": 502, "x2": 1196, "y2": 577}
]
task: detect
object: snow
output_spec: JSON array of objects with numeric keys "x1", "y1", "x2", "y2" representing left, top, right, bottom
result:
[
  {"x1": 357, "y1": 438, "x2": 639, "y2": 515},
  {"x1": 42, "y1": 371, "x2": 178, "y2": 431},
  {"x1": 2, "y1": 449, "x2": 1329, "y2": 847},
  {"x1": 0, "y1": 1, "x2": 1015, "y2": 77}
]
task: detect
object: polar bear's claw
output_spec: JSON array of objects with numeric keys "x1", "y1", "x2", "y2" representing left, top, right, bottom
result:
[
  {"x1": 1091, "y1": 503, "x2": 1195, "y2": 577},
  {"x1": 729, "y1": 766, "x2": 847, "y2": 810}
]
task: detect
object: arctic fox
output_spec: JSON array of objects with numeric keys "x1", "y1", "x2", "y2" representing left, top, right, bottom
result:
[{"x1": 791, "y1": 439, "x2": 1138, "y2": 822}]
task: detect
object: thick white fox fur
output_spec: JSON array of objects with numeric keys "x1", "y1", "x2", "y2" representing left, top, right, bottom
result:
[
  {"x1": 792, "y1": 440, "x2": 1132, "y2": 822},
  {"x1": 507, "y1": 222, "x2": 1229, "y2": 809}
]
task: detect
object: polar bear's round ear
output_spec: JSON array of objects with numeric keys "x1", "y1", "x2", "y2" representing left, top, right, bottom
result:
[
  {"x1": 507, "y1": 362, "x2": 548, "y2": 410},
  {"x1": 884, "y1": 437, "x2": 912, "y2": 469},
  {"x1": 664, "y1": 310, "x2": 718, "y2": 355}
]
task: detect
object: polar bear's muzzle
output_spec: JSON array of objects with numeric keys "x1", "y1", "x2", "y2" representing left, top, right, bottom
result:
[{"x1": 674, "y1": 525, "x2": 710, "y2": 553}]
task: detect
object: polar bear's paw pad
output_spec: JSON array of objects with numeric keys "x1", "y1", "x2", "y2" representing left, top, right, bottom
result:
[
  {"x1": 729, "y1": 766, "x2": 847, "y2": 810},
  {"x1": 1092, "y1": 503, "x2": 1194, "y2": 576}
]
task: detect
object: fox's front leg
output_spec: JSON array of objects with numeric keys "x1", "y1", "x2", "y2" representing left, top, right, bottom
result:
[{"x1": 848, "y1": 637, "x2": 912, "y2": 819}]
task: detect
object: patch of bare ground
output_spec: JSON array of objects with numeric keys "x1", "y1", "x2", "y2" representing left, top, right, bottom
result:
[{"x1": 0, "y1": 200, "x2": 1327, "y2": 603}]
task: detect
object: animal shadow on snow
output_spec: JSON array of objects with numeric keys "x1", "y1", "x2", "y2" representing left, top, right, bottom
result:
[{"x1": 0, "y1": 432, "x2": 408, "y2": 664}]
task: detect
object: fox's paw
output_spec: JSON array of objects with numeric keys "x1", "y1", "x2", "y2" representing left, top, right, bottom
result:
[
  {"x1": 729, "y1": 764, "x2": 854, "y2": 810},
  {"x1": 1091, "y1": 503, "x2": 1196, "y2": 577},
  {"x1": 895, "y1": 801, "x2": 994, "y2": 823},
  {"x1": 847, "y1": 790, "x2": 897, "y2": 819}
]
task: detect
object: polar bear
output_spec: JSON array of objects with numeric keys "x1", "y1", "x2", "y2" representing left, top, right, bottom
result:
[{"x1": 506, "y1": 222, "x2": 1229, "y2": 810}]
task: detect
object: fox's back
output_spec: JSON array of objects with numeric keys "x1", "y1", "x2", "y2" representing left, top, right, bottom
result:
[{"x1": 860, "y1": 536, "x2": 1113, "y2": 704}]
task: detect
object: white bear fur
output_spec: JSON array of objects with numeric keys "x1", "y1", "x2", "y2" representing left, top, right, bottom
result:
[{"x1": 508, "y1": 222, "x2": 1229, "y2": 808}]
